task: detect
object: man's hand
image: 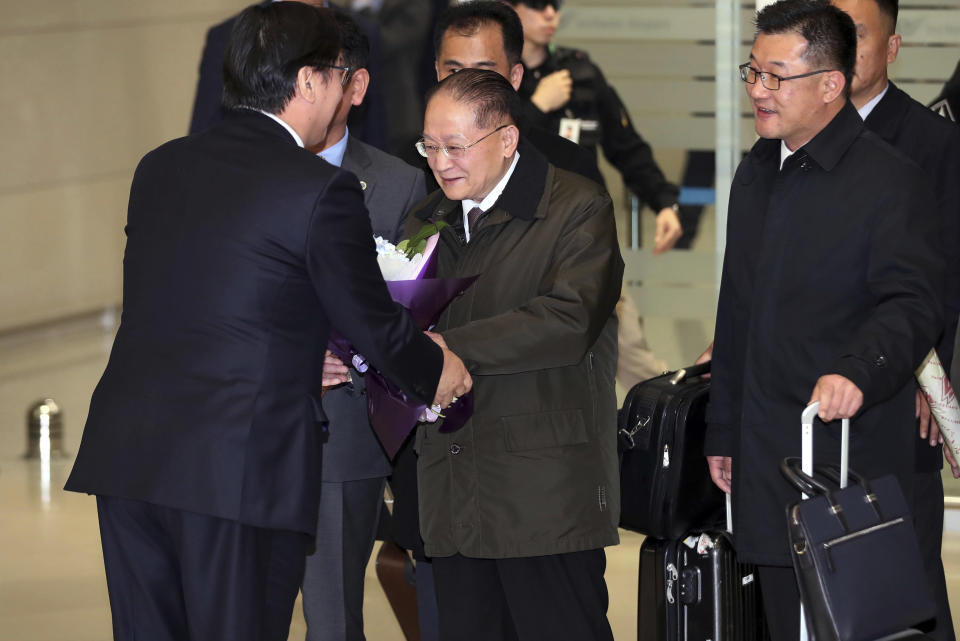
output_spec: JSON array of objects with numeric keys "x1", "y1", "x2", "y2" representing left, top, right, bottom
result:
[
  {"x1": 425, "y1": 330, "x2": 448, "y2": 350},
  {"x1": 692, "y1": 340, "x2": 713, "y2": 379},
  {"x1": 946, "y1": 443, "x2": 960, "y2": 479},
  {"x1": 321, "y1": 350, "x2": 350, "y2": 392},
  {"x1": 809, "y1": 374, "x2": 863, "y2": 422},
  {"x1": 915, "y1": 388, "x2": 960, "y2": 477},
  {"x1": 707, "y1": 455, "x2": 732, "y2": 494},
  {"x1": 434, "y1": 348, "x2": 472, "y2": 409},
  {"x1": 531, "y1": 70, "x2": 572, "y2": 113},
  {"x1": 652, "y1": 207, "x2": 683, "y2": 254}
]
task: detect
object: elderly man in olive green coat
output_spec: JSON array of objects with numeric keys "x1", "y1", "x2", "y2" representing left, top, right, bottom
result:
[{"x1": 405, "y1": 69, "x2": 623, "y2": 641}]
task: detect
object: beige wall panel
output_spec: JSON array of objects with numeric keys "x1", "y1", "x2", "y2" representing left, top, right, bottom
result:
[
  {"x1": 622, "y1": 115, "x2": 756, "y2": 151},
  {"x1": 889, "y1": 81, "x2": 951, "y2": 106},
  {"x1": 556, "y1": 42, "x2": 754, "y2": 80},
  {"x1": 0, "y1": 21, "x2": 213, "y2": 193},
  {"x1": 893, "y1": 46, "x2": 960, "y2": 79},
  {"x1": 613, "y1": 79, "x2": 716, "y2": 115},
  {"x1": 0, "y1": 1, "x2": 240, "y2": 32},
  {"x1": 0, "y1": 178, "x2": 127, "y2": 330},
  {"x1": 558, "y1": 7, "x2": 757, "y2": 41}
]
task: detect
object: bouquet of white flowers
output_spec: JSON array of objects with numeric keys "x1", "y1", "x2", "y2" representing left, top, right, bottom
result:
[{"x1": 328, "y1": 224, "x2": 477, "y2": 458}]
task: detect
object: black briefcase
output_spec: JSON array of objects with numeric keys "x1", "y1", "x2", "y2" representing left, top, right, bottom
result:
[
  {"x1": 618, "y1": 363, "x2": 725, "y2": 538},
  {"x1": 781, "y1": 403, "x2": 935, "y2": 641}
]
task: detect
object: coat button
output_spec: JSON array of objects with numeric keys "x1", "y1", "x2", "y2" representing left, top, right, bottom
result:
[
  {"x1": 874, "y1": 354, "x2": 887, "y2": 367},
  {"x1": 449, "y1": 443, "x2": 462, "y2": 455}
]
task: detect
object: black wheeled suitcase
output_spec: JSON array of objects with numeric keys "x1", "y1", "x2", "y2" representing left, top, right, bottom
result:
[
  {"x1": 638, "y1": 529, "x2": 766, "y2": 641},
  {"x1": 619, "y1": 363, "x2": 725, "y2": 538}
]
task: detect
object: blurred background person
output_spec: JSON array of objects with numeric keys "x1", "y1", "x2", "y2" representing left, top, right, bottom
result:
[
  {"x1": 189, "y1": 1, "x2": 388, "y2": 149},
  {"x1": 345, "y1": 0, "x2": 435, "y2": 156},
  {"x1": 504, "y1": 0, "x2": 683, "y2": 255}
]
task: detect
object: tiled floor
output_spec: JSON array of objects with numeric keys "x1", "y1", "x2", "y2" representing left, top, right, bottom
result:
[{"x1": 1, "y1": 313, "x2": 958, "y2": 639}]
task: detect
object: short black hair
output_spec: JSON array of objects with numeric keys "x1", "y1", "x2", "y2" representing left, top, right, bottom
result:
[
  {"x1": 873, "y1": 0, "x2": 899, "y2": 30},
  {"x1": 333, "y1": 10, "x2": 369, "y2": 71},
  {"x1": 433, "y1": 1, "x2": 524, "y2": 67},
  {"x1": 426, "y1": 68, "x2": 522, "y2": 131},
  {"x1": 222, "y1": 2, "x2": 341, "y2": 114},
  {"x1": 755, "y1": 0, "x2": 857, "y2": 90}
]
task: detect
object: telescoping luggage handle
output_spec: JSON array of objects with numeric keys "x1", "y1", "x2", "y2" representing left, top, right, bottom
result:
[
  {"x1": 800, "y1": 401, "x2": 850, "y2": 492},
  {"x1": 798, "y1": 401, "x2": 851, "y2": 641}
]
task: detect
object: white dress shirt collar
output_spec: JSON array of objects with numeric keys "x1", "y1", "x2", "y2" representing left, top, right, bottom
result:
[
  {"x1": 779, "y1": 141, "x2": 796, "y2": 170},
  {"x1": 461, "y1": 151, "x2": 520, "y2": 243},
  {"x1": 317, "y1": 127, "x2": 349, "y2": 168},
  {"x1": 857, "y1": 82, "x2": 889, "y2": 121},
  {"x1": 258, "y1": 110, "x2": 304, "y2": 148}
]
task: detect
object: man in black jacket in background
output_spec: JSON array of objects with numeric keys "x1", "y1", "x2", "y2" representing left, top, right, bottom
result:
[
  {"x1": 831, "y1": 1, "x2": 960, "y2": 638},
  {"x1": 705, "y1": 2, "x2": 943, "y2": 638}
]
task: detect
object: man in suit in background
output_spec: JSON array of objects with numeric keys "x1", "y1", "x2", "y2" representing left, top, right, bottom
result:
[
  {"x1": 65, "y1": 4, "x2": 470, "y2": 640},
  {"x1": 189, "y1": 0, "x2": 388, "y2": 149},
  {"x1": 831, "y1": 1, "x2": 960, "y2": 638},
  {"x1": 299, "y1": 12, "x2": 426, "y2": 641}
]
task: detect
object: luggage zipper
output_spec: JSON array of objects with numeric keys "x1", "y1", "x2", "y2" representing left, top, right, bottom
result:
[
  {"x1": 820, "y1": 517, "x2": 904, "y2": 571},
  {"x1": 662, "y1": 444, "x2": 670, "y2": 468},
  {"x1": 665, "y1": 563, "x2": 679, "y2": 605}
]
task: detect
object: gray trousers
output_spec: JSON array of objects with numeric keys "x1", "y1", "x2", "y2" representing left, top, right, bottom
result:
[{"x1": 301, "y1": 477, "x2": 387, "y2": 641}]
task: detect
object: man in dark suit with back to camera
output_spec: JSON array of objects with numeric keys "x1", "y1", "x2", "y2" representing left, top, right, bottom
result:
[
  {"x1": 65, "y1": 4, "x2": 471, "y2": 640},
  {"x1": 408, "y1": 68, "x2": 623, "y2": 641},
  {"x1": 830, "y1": 1, "x2": 960, "y2": 638},
  {"x1": 705, "y1": 1, "x2": 943, "y2": 638},
  {"x1": 299, "y1": 11, "x2": 427, "y2": 641}
]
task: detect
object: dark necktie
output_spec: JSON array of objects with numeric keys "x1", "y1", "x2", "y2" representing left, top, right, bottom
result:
[{"x1": 467, "y1": 206, "x2": 484, "y2": 241}]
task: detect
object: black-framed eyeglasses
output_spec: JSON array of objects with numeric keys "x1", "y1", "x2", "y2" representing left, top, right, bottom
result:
[
  {"x1": 318, "y1": 63, "x2": 354, "y2": 88},
  {"x1": 518, "y1": 0, "x2": 562, "y2": 10},
  {"x1": 738, "y1": 63, "x2": 834, "y2": 91},
  {"x1": 416, "y1": 124, "x2": 510, "y2": 160}
]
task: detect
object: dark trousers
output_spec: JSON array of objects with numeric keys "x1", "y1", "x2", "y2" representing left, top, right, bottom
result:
[
  {"x1": 757, "y1": 565, "x2": 801, "y2": 641},
  {"x1": 432, "y1": 550, "x2": 614, "y2": 641},
  {"x1": 97, "y1": 495, "x2": 308, "y2": 641},
  {"x1": 912, "y1": 470, "x2": 956, "y2": 641},
  {"x1": 301, "y1": 477, "x2": 386, "y2": 641}
]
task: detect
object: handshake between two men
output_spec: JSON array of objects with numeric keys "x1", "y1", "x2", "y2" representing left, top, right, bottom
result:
[{"x1": 322, "y1": 330, "x2": 472, "y2": 414}]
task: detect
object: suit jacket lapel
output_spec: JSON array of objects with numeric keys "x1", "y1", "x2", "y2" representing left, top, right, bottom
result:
[{"x1": 342, "y1": 136, "x2": 377, "y2": 204}]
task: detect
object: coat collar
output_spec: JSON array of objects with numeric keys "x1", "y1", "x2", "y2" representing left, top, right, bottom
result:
[
  {"x1": 863, "y1": 81, "x2": 910, "y2": 144},
  {"x1": 415, "y1": 138, "x2": 549, "y2": 223},
  {"x1": 794, "y1": 100, "x2": 863, "y2": 172},
  {"x1": 223, "y1": 108, "x2": 304, "y2": 147}
]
